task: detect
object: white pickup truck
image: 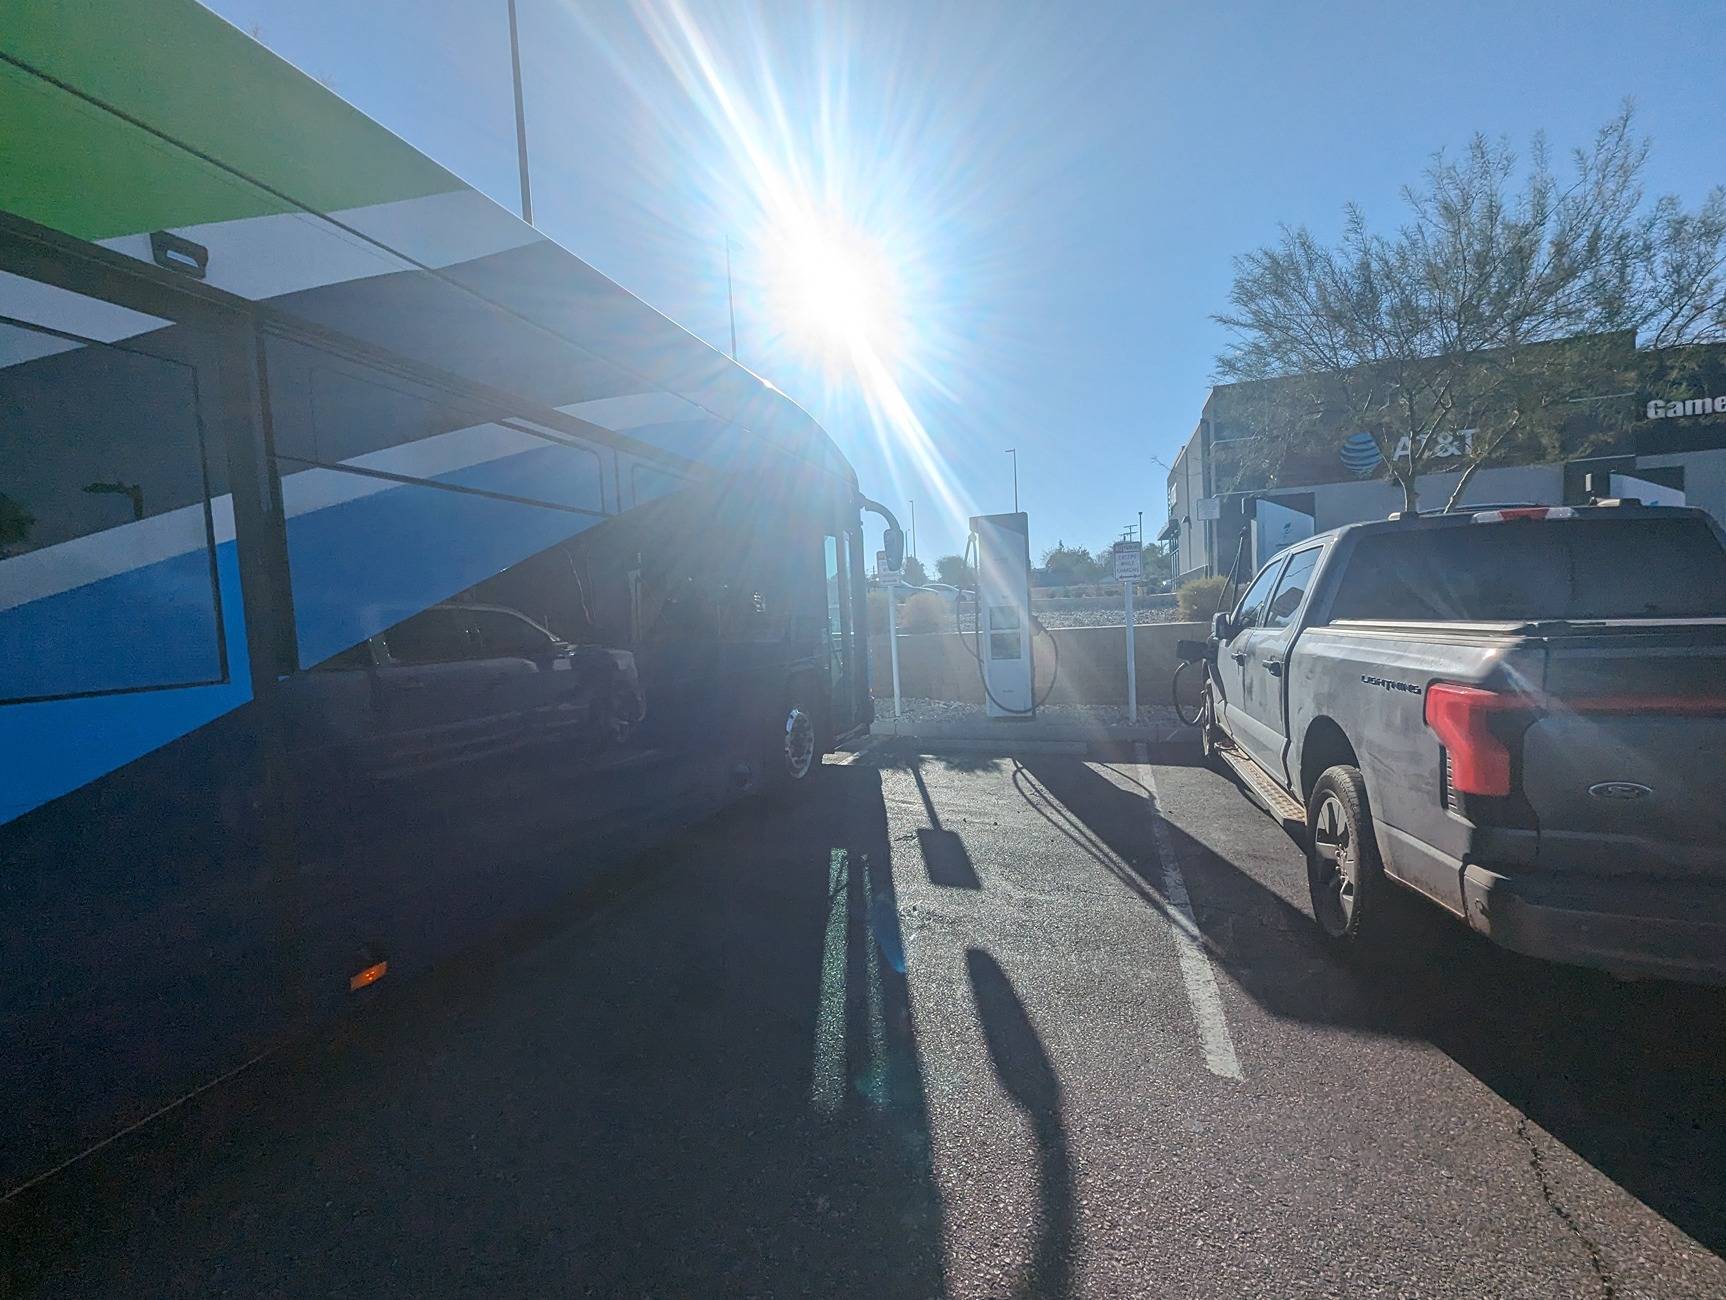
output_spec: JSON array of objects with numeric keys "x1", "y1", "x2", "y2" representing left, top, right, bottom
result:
[{"x1": 1184, "y1": 503, "x2": 1726, "y2": 984}]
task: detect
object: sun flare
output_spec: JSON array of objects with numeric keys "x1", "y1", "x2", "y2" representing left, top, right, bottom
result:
[{"x1": 764, "y1": 211, "x2": 903, "y2": 370}]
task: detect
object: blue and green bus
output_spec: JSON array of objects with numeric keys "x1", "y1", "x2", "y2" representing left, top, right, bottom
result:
[{"x1": 0, "y1": 0, "x2": 891, "y2": 1193}]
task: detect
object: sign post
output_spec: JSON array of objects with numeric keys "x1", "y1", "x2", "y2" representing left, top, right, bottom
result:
[
  {"x1": 877, "y1": 550, "x2": 904, "y2": 724},
  {"x1": 1113, "y1": 541, "x2": 1143, "y2": 723}
]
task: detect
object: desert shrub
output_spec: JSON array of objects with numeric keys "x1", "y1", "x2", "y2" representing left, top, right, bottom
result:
[
  {"x1": 1177, "y1": 574, "x2": 1231, "y2": 621},
  {"x1": 899, "y1": 590, "x2": 947, "y2": 633}
]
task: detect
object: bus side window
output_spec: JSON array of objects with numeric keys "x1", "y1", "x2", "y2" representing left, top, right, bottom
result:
[{"x1": 0, "y1": 313, "x2": 224, "y2": 703}]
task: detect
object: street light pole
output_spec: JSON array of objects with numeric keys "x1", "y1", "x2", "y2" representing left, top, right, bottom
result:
[
  {"x1": 1006, "y1": 448, "x2": 1018, "y2": 513},
  {"x1": 724, "y1": 235, "x2": 739, "y2": 360},
  {"x1": 506, "y1": 0, "x2": 533, "y2": 225},
  {"x1": 908, "y1": 499, "x2": 917, "y2": 559}
]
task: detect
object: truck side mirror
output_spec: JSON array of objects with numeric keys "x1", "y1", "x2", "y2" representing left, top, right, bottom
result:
[
  {"x1": 1210, "y1": 611, "x2": 1233, "y2": 642},
  {"x1": 882, "y1": 525, "x2": 906, "y2": 574}
]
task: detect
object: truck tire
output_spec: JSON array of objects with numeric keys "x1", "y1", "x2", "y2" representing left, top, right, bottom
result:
[
  {"x1": 1198, "y1": 694, "x2": 1222, "y2": 769},
  {"x1": 1305, "y1": 765, "x2": 1390, "y2": 946}
]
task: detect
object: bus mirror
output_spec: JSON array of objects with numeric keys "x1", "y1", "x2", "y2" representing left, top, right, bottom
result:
[{"x1": 883, "y1": 526, "x2": 906, "y2": 573}]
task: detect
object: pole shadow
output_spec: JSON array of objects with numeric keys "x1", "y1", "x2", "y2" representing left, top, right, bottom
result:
[{"x1": 909, "y1": 758, "x2": 982, "y2": 890}]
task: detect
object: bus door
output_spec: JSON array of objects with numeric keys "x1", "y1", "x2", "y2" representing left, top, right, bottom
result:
[
  {"x1": 0, "y1": 243, "x2": 287, "y2": 1190},
  {"x1": 823, "y1": 530, "x2": 859, "y2": 737}
]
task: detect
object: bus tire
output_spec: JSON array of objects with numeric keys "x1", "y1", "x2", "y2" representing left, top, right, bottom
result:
[{"x1": 766, "y1": 678, "x2": 824, "y2": 794}]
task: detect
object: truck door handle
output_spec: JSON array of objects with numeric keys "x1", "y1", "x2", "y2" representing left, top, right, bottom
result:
[
  {"x1": 1263, "y1": 658, "x2": 1283, "y2": 676},
  {"x1": 1230, "y1": 650, "x2": 1247, "y2": 664}
]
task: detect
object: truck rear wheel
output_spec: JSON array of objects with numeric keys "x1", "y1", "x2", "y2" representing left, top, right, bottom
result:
[{"x1": 1306, "y1": 765, "x2": 1389, "y2": 945}]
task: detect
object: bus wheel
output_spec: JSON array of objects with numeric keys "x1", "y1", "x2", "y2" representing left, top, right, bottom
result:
[
  {"x1": 782, "y1": 705, "x2": 818, "y2": 782},
  {"x1": 767, "y1": 679, "x2": 823, "y2": 793}
]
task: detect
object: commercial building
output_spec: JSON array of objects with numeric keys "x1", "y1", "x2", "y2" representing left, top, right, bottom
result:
[{"x1": 1162, "y1": 337, "x2": 1726, "y2": 580}]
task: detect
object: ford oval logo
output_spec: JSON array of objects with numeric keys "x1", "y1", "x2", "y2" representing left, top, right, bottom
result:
[{"x1": 1588, "y1": 782, "x2": 1652, "y2": 801}]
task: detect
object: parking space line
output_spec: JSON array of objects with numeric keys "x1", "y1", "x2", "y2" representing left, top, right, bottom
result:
[{"x1": 1133, "y1": 743, "x2": 1245, "y2": 1081}]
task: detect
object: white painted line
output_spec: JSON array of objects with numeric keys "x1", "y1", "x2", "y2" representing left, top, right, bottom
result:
[{"x1": 1134, "y1": 742, "x2": 1245, "y2": 1081}]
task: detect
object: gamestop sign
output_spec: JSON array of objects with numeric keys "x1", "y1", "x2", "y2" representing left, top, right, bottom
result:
[{"x1": 1647, "y1": 395, "x2": 1726, "y2": 419}]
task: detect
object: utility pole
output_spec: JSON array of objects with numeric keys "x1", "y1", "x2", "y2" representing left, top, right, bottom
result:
[
  {"x1": 908, "y1": 499, "x2": 917, "y2": 559},
  {"x1": 1005, "y1": 448, "x2": 1018, "y2": 513},
  {"x1": 506, "y1": 0, "x2": 534, "y2": 225},
  {"x1": 724, "y1": 235, "x2": 738, "y2": 360}
]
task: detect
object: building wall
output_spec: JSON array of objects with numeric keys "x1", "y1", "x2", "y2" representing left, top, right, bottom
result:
[
  {"x1": 1641, "y1": 448, "x2": 1726, "y2": 523},
  {"x1": 1304, "y1": 464, "x2": 1567, "y2": 530},
  {"x1": 1162, "y1": 342, "x2": 1726, "y2": 579}
]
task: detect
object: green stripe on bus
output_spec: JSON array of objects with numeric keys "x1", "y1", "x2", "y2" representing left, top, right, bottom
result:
[
  {"x1": 0, "y1": 64, "x2": 289, "y2": 239},
  {"x1": 2, "y1": 0, "x2": 459, "y2": 241}
]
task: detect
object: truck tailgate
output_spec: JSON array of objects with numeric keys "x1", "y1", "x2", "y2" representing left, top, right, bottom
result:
[{"x1": 1523, "y1": 623, "x2": 1726, "y2": 875}]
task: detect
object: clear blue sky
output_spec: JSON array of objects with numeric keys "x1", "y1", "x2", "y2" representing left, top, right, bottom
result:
[{"x1": 202, "y1": 0, "x2": 1724, "y2": 564}]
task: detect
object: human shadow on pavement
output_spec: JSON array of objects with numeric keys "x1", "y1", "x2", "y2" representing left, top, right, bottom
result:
[
  {"x1": 967, "y1": 948, "x2": 1074, "y2": 1299},
  {"x1": 1018, "y1": 754, "x2": 1726, "y2": 1260},
  {"x1": 1, "y1": 765, "x2": 948, "y2": 1299}
]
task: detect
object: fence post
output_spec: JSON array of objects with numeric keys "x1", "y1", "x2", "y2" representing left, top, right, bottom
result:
[
  {"x1": 1125, "y1": 579, "x2": 1137, "y2": 723},
  {"x1": 887, "y1": 581, "x2": 903, "y2": 724}
]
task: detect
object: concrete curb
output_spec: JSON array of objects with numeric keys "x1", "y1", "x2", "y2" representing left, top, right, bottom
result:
[
  {"x1": 836, "y1": 719, "x2": 1203, "y2": 761},
  {"x1": 867, "y1": 719, "x2": 1195, "y2": 744}
]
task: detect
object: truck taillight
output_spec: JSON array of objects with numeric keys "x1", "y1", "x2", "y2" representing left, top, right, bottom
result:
[
  {"x1": 1423, "y1": 683, "x2": 1528, "y2": 797},
  {"x1": 1469, "y1": 506, "x2": 1574, "y2": 523}
]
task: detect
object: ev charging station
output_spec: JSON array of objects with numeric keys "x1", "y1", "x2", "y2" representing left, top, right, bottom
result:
[{"x1": 969, "y1": 511, "x2": 1035, "y2": 717}]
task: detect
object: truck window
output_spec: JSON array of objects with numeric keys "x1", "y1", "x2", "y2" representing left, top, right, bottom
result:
[
  {"x1": 1263, "y1": 547, "x2": 1320, "y2": 629},
  {"x1": 1232, "y1": 560, "x2": 1284, "y2": 630},
  {"x1": 467, "y1": 607, "x2": 556, "y2": 657},
  {"x1": 384, "y1": 607, "x2": 473, "y2": 664},
  {"x1": 1331, "y1": 517, "x2": 1726, "y2": 622}
]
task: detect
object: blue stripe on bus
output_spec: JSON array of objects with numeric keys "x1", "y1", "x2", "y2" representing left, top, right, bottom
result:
[
  {"x1": 0, "y1": 440, "x2": 629, "y2": 824},
  {"x1": 0, "y1": 543, "x2": 252, "y2": 826},
  {"x1": 287, "y1": 468, "x2": 608, "y2": 669},
  {"x1": 430, "y1": 438, "x2": 605, "y2": 514},
  {"x1": 0, "y1": 547, "x2": 223, "y2": 702}
]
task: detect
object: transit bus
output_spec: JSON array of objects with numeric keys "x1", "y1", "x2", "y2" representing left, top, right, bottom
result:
[{"x1": 0, "y1": 0, "x2": 894, "y2": 1193}]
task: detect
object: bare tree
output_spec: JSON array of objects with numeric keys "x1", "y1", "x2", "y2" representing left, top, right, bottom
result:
[{"x1": 1215, "y1": 106, "x2": 1726, "y2": 512}]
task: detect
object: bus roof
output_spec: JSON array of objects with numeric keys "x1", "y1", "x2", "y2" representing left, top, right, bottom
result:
[{"x1": 1, "y1": 0, "x2": 855, "y2": 487}]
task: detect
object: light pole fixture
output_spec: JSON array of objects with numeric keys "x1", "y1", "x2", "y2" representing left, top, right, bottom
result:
[{"x1": 507, "y1": 0, "x2": 533, "y2": 225}]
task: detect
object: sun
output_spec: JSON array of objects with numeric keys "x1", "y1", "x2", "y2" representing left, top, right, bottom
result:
[{"x1": 763, "y1": 209, "x2": 904, "y2": 370}]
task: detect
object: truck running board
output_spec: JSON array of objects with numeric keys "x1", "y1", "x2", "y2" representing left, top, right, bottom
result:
[{"x1": 1212, "y1": 737, "x2": 1307, "y2": 830}]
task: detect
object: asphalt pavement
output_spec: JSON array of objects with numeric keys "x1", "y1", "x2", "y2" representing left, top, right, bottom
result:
[{"x1": 4, "y1": 744, "x2": 1724, "y2": 1298}]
